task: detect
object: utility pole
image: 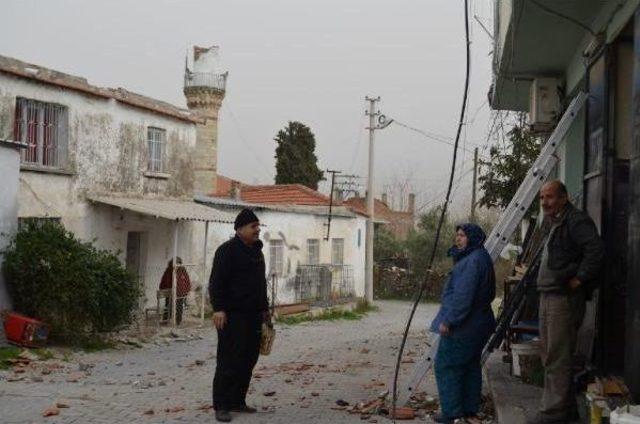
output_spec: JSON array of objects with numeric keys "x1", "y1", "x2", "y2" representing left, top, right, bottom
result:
[
  {"x1": 324, "y1": 169, "x2": 341, "y2": 241},
  {"x1": 360, "y1": 97, "x2": 392, "y2": 303},
  {"x1": 471, "y1": 147, "x2": 479, "y2": 222},
  {"x1": 364, "y1": 96, "x2": 379, "y2": 303}
]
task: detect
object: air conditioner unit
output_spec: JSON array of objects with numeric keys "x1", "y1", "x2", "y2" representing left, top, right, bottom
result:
[{"x1": 529, "y1": 78, "x2": 562, "y2": 133}]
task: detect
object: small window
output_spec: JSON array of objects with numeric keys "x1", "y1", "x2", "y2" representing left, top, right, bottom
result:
[
  {"x1": 331, "y1": 238, "x2": 344, "y2": 265},
  {"x1": 307, "y1": 239, "x2": 320, "y2": 265},
  {"x1": 357, "y1": 229, "x2": 361, "y2": 248},
  {"x1": 14, "y1": 98, "x2": 68, "y2": 168},
  {"x1": 147, "y1": 127, "x2": 166, "y2": 173},
  {"x1": 269, "y1": 240, "x2": 284, "y2": 277}
]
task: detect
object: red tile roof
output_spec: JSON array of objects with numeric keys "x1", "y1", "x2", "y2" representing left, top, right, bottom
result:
[
  {"x1": 343, "y1": 197, "x2": 415, "y2": 237},
  {"x1": 240, "y1": 184, "x2": 335, "y2": 206},
  {"x1": 212, "y1": 175, "x2": 335, "y2": 206},
  {"x1": 342, "y1": 197, "x2": 405, "y2": 218}
]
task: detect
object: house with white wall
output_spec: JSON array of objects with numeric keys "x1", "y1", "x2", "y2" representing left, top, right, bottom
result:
[
  {"x1": 0, "y1": 50, "x2": 233, "y2": 314},
  {"x1": 197, "y1": 184, "x2": 367, "y2": 306}
]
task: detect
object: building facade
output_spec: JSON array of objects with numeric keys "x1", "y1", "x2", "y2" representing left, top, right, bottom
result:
[
  {"x1": 492, "y1": 0, "x2": 640, "y2": 400},
  {"x1": 0, "y1": 53, "x2": 231, "y2": 310},
  {"x1": 198, "y1": 190, "x2": 367, "y2": 306}
]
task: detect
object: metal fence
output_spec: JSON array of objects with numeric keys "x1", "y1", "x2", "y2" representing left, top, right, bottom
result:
[{"x1": 293, "y1": 264, "x2": 355, "y2": 306}]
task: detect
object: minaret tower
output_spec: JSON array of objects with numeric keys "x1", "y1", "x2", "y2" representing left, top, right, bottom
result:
[{"x1": 184, "y1": 45, "x2": 227, "y2": 194}]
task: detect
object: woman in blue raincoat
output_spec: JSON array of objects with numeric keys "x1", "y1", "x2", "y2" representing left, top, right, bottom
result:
[{"x1": 430, "y1": 223, "x2": 496, "y2": 424}]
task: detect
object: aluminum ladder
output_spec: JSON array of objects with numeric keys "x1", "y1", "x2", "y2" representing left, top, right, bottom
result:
[{"x1": 394, "y1": 91, "x2": 588, "y2": 406}]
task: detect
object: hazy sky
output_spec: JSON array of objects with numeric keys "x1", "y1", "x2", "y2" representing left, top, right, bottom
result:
[{"x1": 1, "y1": 0, "x2": 496, "y2": 215}]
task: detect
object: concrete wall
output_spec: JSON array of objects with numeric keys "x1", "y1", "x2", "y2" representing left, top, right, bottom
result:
[
  {"x1": 0, "y1": 73, "x2": 198, "y2": 205},
  {"x1": 0, "y1": 143, "x2": 21, "y2": 314},
  {"x1": 199, "y1": 207, "x2": 366, "y2": 306}
]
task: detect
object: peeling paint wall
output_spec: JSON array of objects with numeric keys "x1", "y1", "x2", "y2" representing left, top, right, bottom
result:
[
  {"x1": 0, "y1": 91, "x2": 15, "y2": 141},
  {"x1": 0, "y1": 72, "x2": 202, "y2": 308},
  {"x1": 0, "y1": 73, "x2": 198, "y2": 202}
]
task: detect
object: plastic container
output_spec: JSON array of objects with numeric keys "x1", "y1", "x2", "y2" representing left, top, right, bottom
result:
[
  {"x1": 3, "y1": 312, "x2": 49, "y2": 347},
  {"x1": 611, "y1": 405, "x2": 640, "y2": 424},
  {"x1": 511, "y1": 340, "x2": 540, "y2": 377}
]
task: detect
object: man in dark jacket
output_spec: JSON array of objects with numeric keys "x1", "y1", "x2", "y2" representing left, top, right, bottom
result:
[
  {"x1": 209, "y1": 209, "x2": 270, "y2": 423},
  {"x1": 529, "y1": 181, "x2": 604, "y2": 424}
]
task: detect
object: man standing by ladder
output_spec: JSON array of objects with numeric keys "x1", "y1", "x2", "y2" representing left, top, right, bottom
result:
[{"x1": 529, "y1": 180, "x2": 604, "y2": 424}]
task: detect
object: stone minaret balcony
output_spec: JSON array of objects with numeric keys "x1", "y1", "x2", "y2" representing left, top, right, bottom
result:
[{"x1": 184, "y1": 71, "x2": 227, "y2": 92}]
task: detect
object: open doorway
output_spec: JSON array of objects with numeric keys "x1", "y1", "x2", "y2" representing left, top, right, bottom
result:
[{"x1": 126, "y1": 231, "x2": 146, "y2": 286}]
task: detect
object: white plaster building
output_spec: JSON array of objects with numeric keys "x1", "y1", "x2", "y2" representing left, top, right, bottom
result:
[
  {"x1": 196, "y1": 195, "x2": 367, "y2": 306},
  {"x1": 0, "y1": 53, "x2": 233, "y2": 312}
]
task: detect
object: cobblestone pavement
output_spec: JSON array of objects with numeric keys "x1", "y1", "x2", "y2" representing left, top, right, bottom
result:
[{"x1": 0, "y1": 301, "x2": 439, "y2": 424}]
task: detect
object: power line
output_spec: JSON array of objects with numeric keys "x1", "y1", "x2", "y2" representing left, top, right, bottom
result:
[
  {"x1": 221, "y1": 101, "x2": 273, "y2": 181},
  {"x1": 415, "y1": 166, "x2": 475, "y2": 213},
  {"x1": 392, "y1": 0, "x2": 473, "y2": 415},
  {"x1": 465, "y1": 98, "x2": 489, "y2": 125},
  {"x1": 412, "y1": 162, "x2": 473, "y2": 200},
  {"x1": 392, "y1": 120, "x2": 487, "y2": 158},
  {"x1": 348, "y1": 113, "x2": 368, "y2": 174}
]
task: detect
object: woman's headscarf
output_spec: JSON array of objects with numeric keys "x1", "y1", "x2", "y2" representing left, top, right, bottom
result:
[{"x1": 447, "y1": 223, "x2": 487, "y2": 262}]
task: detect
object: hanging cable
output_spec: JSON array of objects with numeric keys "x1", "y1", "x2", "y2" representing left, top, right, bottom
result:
[
  {"x1": 222, "y1": 101, "x2": 274, "y2": 181},
  {"x1": 390, "y1": 0, "x2": 472, "y2": 419}
]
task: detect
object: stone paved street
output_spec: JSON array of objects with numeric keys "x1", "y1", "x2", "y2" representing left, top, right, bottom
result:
[{"x1": 1, "y1": 301, "x2": 439, "y2": 424}]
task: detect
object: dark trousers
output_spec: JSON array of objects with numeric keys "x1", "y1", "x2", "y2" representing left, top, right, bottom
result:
[
  {"x1": 213, "y1": 312, "x2": 262, "y2": 410},
  {"x1": 163, "y1": 298, "x2": 186, "y2": 325},
  {"x1": 434, "y1": 334, "x2": 488, "y2": 419}
]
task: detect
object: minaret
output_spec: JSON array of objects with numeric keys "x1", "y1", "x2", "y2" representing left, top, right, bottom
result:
[{"x1": 183, "y1": 45, "x2": 227, "y2": 195}]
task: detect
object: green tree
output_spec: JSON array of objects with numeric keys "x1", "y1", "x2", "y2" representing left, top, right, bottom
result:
[
  {"x1": 3, "y1": 221, "x2": 141, "y2": 342},
  {"x1": 373, "y1": 206, "x2": 457, "y2": 301},
  {"x1": 478, "y1": 122, "x2": 542, "y2": 216},
  {"x1": 373, "y1": 227, "x2": 402, "y2": 263},
  {"x1": 274, "y1": 121, "x2": 324, "y2": 189},
  {"x1": 404, "y1": 206, "x2": 456, "y2": 275}
]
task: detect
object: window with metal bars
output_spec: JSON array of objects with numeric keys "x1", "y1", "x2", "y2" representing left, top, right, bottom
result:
[
  {"x1": 13, "y1": 98, "x2": 68, "y2": 168},
  {"x1": 147, "y1": 127, "x2": 166, "y2": 173}
]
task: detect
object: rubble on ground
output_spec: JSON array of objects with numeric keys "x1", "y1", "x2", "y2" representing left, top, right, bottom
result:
[{"x1": 334, "y1": 391, "x2": 495, "y2": 422}]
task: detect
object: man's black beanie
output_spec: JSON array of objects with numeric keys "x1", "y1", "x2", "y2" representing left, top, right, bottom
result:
[{"x1": 234, "y1": 208, "x2": 259, "y2": 230}]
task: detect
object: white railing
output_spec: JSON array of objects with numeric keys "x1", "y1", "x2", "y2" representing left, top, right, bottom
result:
[{"x1": 184, "y1": 71, "x2": 227, "y2": 91}]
